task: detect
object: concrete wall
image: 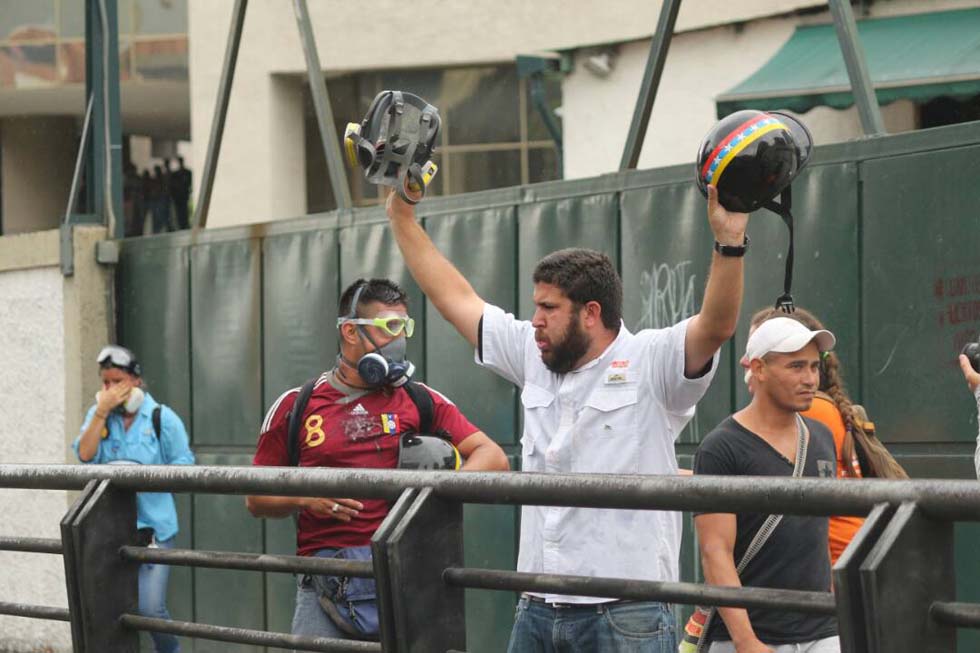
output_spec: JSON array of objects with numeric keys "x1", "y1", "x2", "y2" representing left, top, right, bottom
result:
[
  {"x1": 556, "y1": 0, "x2": 976, "y2": 177},
  {"x1": 188, "y1": 0, "x2": 978, "y2": 226},
  {"x1": 561, "y1": 14, "x2": 920, "y2": 178},
  {"x1": 0, "y1": 226, "x2": 110, "y2": 653},
  {"x1": 0, "y1": 117, "x2": 76, "y2": 235},
  {"x1": 187, "y1": 0, "x2": 830, "y2": 228},
  {"x1": 0, "y1": 231, "x2": 71, "y2": 652}
]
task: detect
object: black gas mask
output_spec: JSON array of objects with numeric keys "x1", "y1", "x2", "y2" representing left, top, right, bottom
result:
[{"x1": 343, "y1": 90, "x2": 441, "y2": 205}]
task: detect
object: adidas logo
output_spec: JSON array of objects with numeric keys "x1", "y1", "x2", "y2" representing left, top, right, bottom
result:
[{"x1": 351, "y1": 403, "x2": 369, "y2": 416}]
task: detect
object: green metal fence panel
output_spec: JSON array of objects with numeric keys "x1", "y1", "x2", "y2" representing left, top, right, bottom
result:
[
  {"x1": 111, "y1": 121, "x2": 980, "y2": 653},
  {"x1": 861, "y1": 145, "x2": 980, "y2": 444},
  {"x1": 620, "y1": 183, "x2": 732, "y2": 444},
  {"x1": 463, "y1": 499, "x2": 520, "y2": 653},
  {"x1": 193, "y1": 452, "x2": 265, "y2": 653},
  {"x1": 423, "y1": 207, "x2": 519, "y2": 444},
  {"x1": 117, "y1": 244, "x2": 192, "y2": 429},
  {"x1": 734, "y1": 163, "x2": 862, "y2": 410},
  {"x1": 339, "y1": 220, "x2": 426, "y2": 380},
  {"x1": 261, "y1": 230, "x2": 340, "y2": 408},
  {"x1": 957, "y1": 520, "x2": 980, "y2": 653},
  {"x1": 896, "y1": 451, "x2": 980, "y2": 653},
  {"x1": 165, "y1": 493, "x2": 195, "y2": 652},
  {"x1": 190, "y1": 239, "x2": 263, "y2": 446},
  {"x1": 517, "y1": 193, "x2": 620, "y2": 318},
  {"x1": 264, "y1": 517, "x2": 299, "y2": 638},
  {"x1": 675, "y1": 452, "x2": 701, "y2": 628}
]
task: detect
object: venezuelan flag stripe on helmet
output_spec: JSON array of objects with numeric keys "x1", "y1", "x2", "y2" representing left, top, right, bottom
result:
[{"x1": 701, "y1": 114, "x2": 791, "y2": 187}]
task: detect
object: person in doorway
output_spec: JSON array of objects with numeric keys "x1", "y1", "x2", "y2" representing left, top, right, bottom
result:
[
  {"x1": 73, "y1": 345, "x2": 195, "y2": 653},
  {"x1": 139, "y1": 169, "x2": 153, "y2": 234},
  {"x1": 123, "y1": 161, "x2": 143, "y2": 237},
  {"x1": 246, "y1": 277, "x2": 509, "y2": 644},
  {"x1": 694, "y1": 316, "x2": 839, "y2": 653},
  {"x1": 384, "y1": 181, "x2": 748, "y2": 652},
  {"x1": 169, "y1": 157, "x2": 192, "y2": 230},
  {"x1": 150, "y1": 164, "x2": 172, "y2": 233}
]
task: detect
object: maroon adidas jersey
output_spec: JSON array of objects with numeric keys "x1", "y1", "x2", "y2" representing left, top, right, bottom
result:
[{"x1": 253, "y1": 372, "x2": 479, "y2": 555}]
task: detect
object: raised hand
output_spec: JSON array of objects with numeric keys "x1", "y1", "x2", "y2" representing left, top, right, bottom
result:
[
  {"x1": 96, "y1": 382, "x2": 131, "y2": 415},
  {"x1": 707, "y1": 184, "x2": 749, "y2": 247}
]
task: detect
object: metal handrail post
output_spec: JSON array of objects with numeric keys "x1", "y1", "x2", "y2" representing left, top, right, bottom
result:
[
  {"x1": 828, "y1": 0, "x2": 886, "y2": 136},
  {"x1": 619, "y1": 0, "x2": 682, "y2": 170},
  {"x1": 85, "y1": 0, "x2": 123, "y2": 236},
  {"x1": 293, "y1": 0, "x2": 352, "y2": 209},
  {"x1": 193, "y1": 0, "x2": 248, "y2": 229},
  {"x1": 64, "y1": 479, "x2": 139, "y2": 651}
]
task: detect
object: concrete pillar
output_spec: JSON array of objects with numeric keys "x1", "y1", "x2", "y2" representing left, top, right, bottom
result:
[
  {"x1": 63, "y1": 226, "x2": 114, "y2": 458},
  {"x1": 1, "y1": 117, "x2": 77, "y2": 235},
  {"x1": 189, "y1": 1, "x2": 306, "y2": 228},
  {"x1": 0, "y1": 225, "x2": 111, "y2": 653}
]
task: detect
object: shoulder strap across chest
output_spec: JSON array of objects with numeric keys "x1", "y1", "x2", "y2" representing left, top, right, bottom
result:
[{"x1": 286, "y1": 378, "x2": 438, "y2": 466}]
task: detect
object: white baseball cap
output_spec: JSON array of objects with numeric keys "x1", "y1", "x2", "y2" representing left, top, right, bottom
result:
[{"x1": 745, "y1": 316, "x2": 836, "y2": 362}]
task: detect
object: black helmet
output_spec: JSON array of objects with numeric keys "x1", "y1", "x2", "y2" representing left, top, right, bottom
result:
[
  {"x1": 397, "y1": 433, "x2": 461, "y2": 471},
  {"x1": 343, "y1": 90, "x2": 441, "y2": 205},
  {"x1": 695, "y1": 110, "x2": 812, "y2": 213}
]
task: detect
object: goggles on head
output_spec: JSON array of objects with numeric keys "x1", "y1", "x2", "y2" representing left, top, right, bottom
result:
[
  {"x1": 97, "y1": 345, "x2": 142, "y2": 377},
  {"x1": 343, "y1": 90, "x2": 441, "y2": 205},
  {"x1": 337, "y1": 316, "x2": 415, "y2": 338}
]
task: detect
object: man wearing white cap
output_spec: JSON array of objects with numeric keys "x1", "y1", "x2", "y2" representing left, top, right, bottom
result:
[{"x1": 693, "y1": 317, "x2": 840, "y2": 653}]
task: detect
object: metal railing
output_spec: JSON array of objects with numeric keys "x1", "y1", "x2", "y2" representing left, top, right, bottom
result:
[{"x1": 2, "y1": 463, "x2": 980, "y2": 652}]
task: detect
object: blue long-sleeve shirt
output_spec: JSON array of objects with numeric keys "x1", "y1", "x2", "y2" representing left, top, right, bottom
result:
[{"x1": 73, "y1": 391, "x2": 194, "y2": 541}]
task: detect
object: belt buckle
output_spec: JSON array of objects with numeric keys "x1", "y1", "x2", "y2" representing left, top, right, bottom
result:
[{"x1": 525, "y1": 593, "x2": 573, "y2": 609}]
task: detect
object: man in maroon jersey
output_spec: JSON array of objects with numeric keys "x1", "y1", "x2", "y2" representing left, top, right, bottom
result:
[{"x1": 246, "y1": 277, "x2": 508, "y2": 642}]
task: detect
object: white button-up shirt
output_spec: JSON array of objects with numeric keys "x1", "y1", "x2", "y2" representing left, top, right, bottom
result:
[{"x1": 477, "y1": 303, "x2": 718, "y2": 603}]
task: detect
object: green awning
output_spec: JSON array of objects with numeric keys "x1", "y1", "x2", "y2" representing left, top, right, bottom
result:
[{"x1": 716, "y1": 8, "x2": 980, "y2": 117}]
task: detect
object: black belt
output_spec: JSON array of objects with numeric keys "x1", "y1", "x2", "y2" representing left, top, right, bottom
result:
[{"x1": 522, "y1": 593, "x2": 636, "y2": 610}]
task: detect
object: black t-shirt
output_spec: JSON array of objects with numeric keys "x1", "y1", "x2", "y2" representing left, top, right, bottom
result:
[{"x1": 693, "y1": 415, "x2": 838, "y2": 646}]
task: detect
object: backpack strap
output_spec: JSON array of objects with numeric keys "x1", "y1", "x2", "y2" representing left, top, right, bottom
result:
[
  {"x1": 849, "y1": 404, "x2": 873, "y2": 476},
  {"x1": 287, "y1": 378, "x2": 319, "y2": 467},
  {"x1": 402, "y1": 381, "x2": 434, "y2": 434},
  {"x1": 152, "y1": 405, "x2": 170, "y2": 464}
]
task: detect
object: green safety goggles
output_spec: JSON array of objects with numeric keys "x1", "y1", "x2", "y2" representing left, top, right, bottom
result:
[{"x1": 337, "y1": 316, "x2": 415, "y2": 338}]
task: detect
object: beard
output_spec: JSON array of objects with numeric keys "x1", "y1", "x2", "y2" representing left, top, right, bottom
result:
[{"x1": 540, "y1": 313, "x2": 591, "y2": 374}]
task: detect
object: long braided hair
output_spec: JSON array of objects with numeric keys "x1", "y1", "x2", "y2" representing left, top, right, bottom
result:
[{"x1": 749, "y1": 307, "x2": 861, "y2": 476}]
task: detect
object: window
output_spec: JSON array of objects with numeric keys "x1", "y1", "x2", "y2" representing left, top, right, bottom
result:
[
  {"x1": 306, "y1": 64, "x2": 562, "y2": 212},
  {"x1": 0, "y1": 0, "x2": 187, "y2": 89}
]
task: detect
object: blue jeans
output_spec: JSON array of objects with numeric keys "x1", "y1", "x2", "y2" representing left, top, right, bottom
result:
[
  {"x1": 507, "y1": 595, "x2": 676, "y2": 653},
  {"x1": 292, "y1": 573, "x2": 348, "y2": 646},
  {"x1": 138, "y1": 537, "x2": 179, "y2": 653}
]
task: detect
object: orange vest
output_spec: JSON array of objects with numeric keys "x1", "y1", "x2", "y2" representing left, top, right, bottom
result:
[{"x1": 803, "y1": 396, "x2": 864, "y2": 564}]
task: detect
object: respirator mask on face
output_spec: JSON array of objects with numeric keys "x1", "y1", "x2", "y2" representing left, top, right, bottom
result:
[
  {"x1": 96, "y1": 386, "x2": 145, "y2": 414},
  {"x1": 337, "y1": 284, "x2": 416, "y2": 388},
  {"x1": 353, "y1": 331, "x2": 415, "y2": 388}
]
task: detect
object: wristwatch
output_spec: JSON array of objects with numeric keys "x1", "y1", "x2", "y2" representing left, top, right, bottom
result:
[{"x1": 714, "y1": 235, "x2": 749, "y2": 257}]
